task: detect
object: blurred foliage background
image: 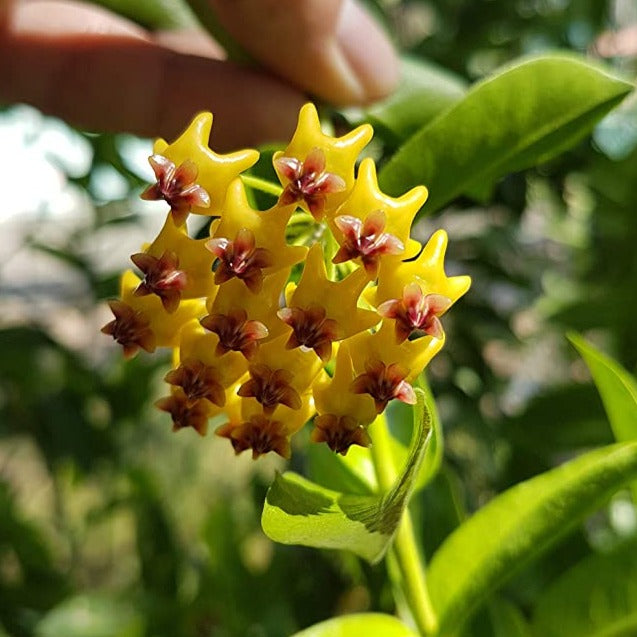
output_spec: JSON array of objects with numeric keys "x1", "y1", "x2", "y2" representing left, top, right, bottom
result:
[{"x1": 2, "y1": 0, "x2": 637, "y2": 635}]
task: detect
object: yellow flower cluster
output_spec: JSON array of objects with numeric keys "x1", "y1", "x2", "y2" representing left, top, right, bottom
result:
[{"x1": 102, "y1": 104, "x2": 471, "y2": 459}]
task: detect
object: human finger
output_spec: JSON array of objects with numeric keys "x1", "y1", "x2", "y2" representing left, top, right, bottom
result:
[
  {"x1": 208, "y1": 0, "x2": 399, "y2": 105},
  {"x1": 0, "y1": 0, "x2": 306, "y2": 149}
]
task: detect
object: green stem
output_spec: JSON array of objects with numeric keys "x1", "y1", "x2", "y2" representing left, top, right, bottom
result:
[
  {"x1": 240, "y1": 174, "x2": 283, "y2": 197},
  {"x1": 370, "y1": 415, "x2": 438, "y2": 636}
]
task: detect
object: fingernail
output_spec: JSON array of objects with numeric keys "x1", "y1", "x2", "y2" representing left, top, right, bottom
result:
[{"x1": 335, "y1": 0, "x2": 400, "y2": 103}]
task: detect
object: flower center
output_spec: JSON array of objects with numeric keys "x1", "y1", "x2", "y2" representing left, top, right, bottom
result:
[
  {"x1": 206, "y1": 228, "x2": 274, "y2": 293},
  {"x1": 164, "y1": 359, "x2": 225, "y2": 406},
  {"x1": 200, "y1": 309, "x2": 268, "y2": 358},
  {"x1": 311, "y1": 414, "x2": 371, "y2": 455},
  {"x1": 333, "y1": 210, "x2": 403, "y2": 276},
  {"x1": 131, "y1": 250, "x2": 187, "y2": 313},
  {"x1": 277, "y1": 305, "x2": 340, "y2": 361},
  {"x1": 275, "y1": 147, "x2": 345, "y2": 219},
  {"x1": 155, "y1": 392, "x2": 210, "y2": 436},
  {"x1": 227, "y1": 415, "x2": 290, "y2": 459},
  {"x1": 237, "y1": 364, "x2": 302, "y2": 414},
  {"x1": 141, "y1": 154, "x2": 210, "y2": 225},
  {"x1": 378, "y1": 284, "x2": 452, "y2": 343},
  {"x1": 101, "y1": 300, "x2": 155, "y2": 358},
  {"x1": 350, "y1": 360, "x2": 416, "y2": 413}
]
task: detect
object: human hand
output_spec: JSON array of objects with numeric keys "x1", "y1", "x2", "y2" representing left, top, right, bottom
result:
[{"x1": 0, "y1": 0, "x2": 399, "y2": 150}]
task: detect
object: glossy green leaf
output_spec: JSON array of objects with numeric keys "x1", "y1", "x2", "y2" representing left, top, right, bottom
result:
[
  {"x1": 379, "y1": 54, "x2": 633, "y2": 214},
  {"x1": 342, "y1": 57, "x2": 467, "y2": 144},
  {"x1": 568, "y1": 333, "x2": 637, "y2": 444},
  {"x1": 426, "y1": 441, "x2": 637, "y2": 635},
  {"x1": 262, "y1": 390, "x2": 430, "y2": 563},
  {"x1": 291, "y1": 613, "x2": 417, "y2": 637},
  {"x1": 532, "y1": 540, "x2": 637, "y2": 637}
]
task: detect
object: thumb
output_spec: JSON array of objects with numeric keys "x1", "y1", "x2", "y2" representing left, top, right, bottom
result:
[{"x1": 208, "y1": 0, "x2": 399, "y2": 105}]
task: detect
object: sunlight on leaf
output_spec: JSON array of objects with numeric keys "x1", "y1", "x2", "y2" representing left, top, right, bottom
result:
[
  {"x1": 261, "y1": 390, "x2": 431, "y2": 563},
  {"x1": 290, "y1": 613, "x2": 417, "y2": 637},
  {"x1": 568, "y1": 333, "x2": 637, "y2": 444},
  {"x1": 379, "y1": 54, "x2": 633, "y2": 215},
  {"x1": 426, "y1": 441, "x2": 637, "y2": 635}
]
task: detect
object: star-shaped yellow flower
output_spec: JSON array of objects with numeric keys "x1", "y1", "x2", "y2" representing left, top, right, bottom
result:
[
  {"x1": 136, "y1": 213, "x2": 216, "y2": 301},
  {"x1": 330, "y1": 158, "x2": 428, "y2": 251},
  {"x1": 177, "y1": 322, "x2": 247, "y2": 384},
  {"x1": 119, "y1": 270, "x2": 205, "y2": 348},
  {"x1": 348, "y1": 321, "x2": 445, "y2": 388},
  {"x1": 373, "y1": 229, "x2": 472, "y2": 308},
  {"x1": 207, "y1": 179, "x2": 307, "y2": 291},
  {"x1": 208, "y1": 268, "x2": 291, "y2": 343},
  {"x1": 218, "y1": 394, "x2": 314, "y2": 460},
  {"x1": 153, "y1": 112, "x2": 259, "y2": 215},
  {"x1": 281, "y1": 244, "x2": 379, "y2": 361},
  {"x1": 273, "y1": 103, "x2": 373, "y2": 217}
]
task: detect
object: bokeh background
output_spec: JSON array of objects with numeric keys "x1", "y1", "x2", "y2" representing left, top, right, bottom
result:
[{"x1": 2, "y1": 1, "x2": 637, "y2": 635}]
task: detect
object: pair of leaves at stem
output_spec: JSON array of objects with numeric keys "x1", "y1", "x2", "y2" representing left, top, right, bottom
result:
[{"x1": 265, "y1": 335, "x2": 637, "y2": 637}]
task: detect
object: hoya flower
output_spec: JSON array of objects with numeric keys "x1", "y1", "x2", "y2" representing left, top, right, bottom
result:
[
  {"x1": 166, "y1": 322, "x2": 247, "y2": 407},
  {"x1": 273, "y1": 103, "x2": 372, "y2": 217},
  {"x1": 378, "y1": 285, "x2": 452, "y2": 343},
  {"x1": 374, "y1": 229, "x2": 472, "y2": 309},
  {"x1": 207, "y1": 179, "x2": 307, "y2": 291},
  {"x1": 217, "y1": 392, "x2": 314, "y2": 459},
  {"x1": 155, "y1": 388, "x2": 215, "y2": 436},
  {"x1": 102, "y1": 271, "x2": 205, "y2": 355},
  {"x1": 236, "y1": 334, "x2": 322, "y2": 414},
  {"x1": 105, "y1": 105, "x2": 471, "y2": 461},
  {"x1": 280, "y1": 244, "x2": 378, "y2": 361},
  {"x1": 330, "y1": 158, "x2": 427, "y2": 265},
  {"x1": 131, "y1": 214, "x2": 216, "y2": 310},
  {"x1": 275, "y1": 147, "x2": 346, "y2": 219},
  {"x1": 100, "y1": 299, "x2": 155, "y2": 358},
  {"x1": 152, "y1": 112, "x2": 259, "y2": 215},
  {"x1": 332, "y1": 209, "x2": 404, "y2": 278},
  {"x1": 312, "y1": 345, "x2": 377, "y2": 454},
  {"x1": 141, "y1": 155, "x2": 211, "y2": 226},
  {"x1": 347, "y1": 323, "x2": 444, "y2": 413},
  {"x1": 202, "y1": 269, "x2": 292, "y2": 357}
]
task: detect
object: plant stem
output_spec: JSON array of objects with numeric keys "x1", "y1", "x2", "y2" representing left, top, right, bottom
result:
[
  {"x1": 370, "y1": 415, "x2": 438, "y2": 636},
  {"x1": 240, "y1": 174, "x2": 283, "y2": 197}
]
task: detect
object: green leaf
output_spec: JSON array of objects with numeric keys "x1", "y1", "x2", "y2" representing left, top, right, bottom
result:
[
  {"x1": 379, "y1": 54, "x2": 633, "y2": 215},
  {"x1": 392, "y1": 380, "x2": 443, "y2": 492},
  {"x1": 306, "y1": 442, "x2": 378, "y2": 496},
  {"x1": 532, "y1": 540, "x2": 637, "y2": 637},
  {"x1": 425, "y1": 441, "x2": 637, "y2": 635},
  {"x1": 342, "y1": 57, "x2": 467, "y2": 144},
  {"x1": 86, "y1": 0, "x2": 197, "y2": 29},
  {"x1": 568, "y1": 333, "x2": 637, "y2": 444},
  {"x1": 488, "y1": 599, "x2": 532, "y2": 637},
  {"x1": 290, "y1": 613, "x2": 418, "y2": 637},
  {"x1": 262, "y1": 390, "x2": 430, "y2": 563}
]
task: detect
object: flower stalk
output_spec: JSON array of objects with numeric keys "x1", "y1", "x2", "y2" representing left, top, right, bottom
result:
[{"x1": 369, "y1": 413, "x2": 438, "y2": 636}]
